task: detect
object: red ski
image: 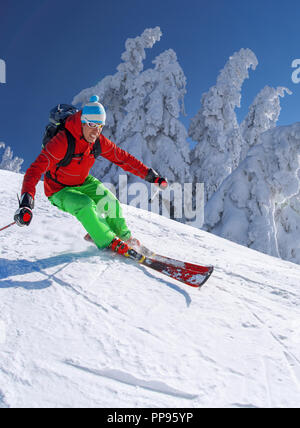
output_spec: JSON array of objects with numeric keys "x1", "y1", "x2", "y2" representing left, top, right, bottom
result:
[
  {"x1": 124, "y1": 248, "x2": 214, "y2": 288},
  {"x1": 130, "y1": 242, "x2": 212, "y2": 276},
  {"x1": 84, "y1": 235, "x2": 214, "y2": 288}
]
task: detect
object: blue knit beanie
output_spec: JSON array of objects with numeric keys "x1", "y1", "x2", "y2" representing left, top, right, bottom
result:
[{"x1": 81, "y1": 95, "x2": 106, "y2": 125}]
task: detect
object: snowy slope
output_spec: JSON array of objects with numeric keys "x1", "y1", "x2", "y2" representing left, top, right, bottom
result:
[{"x1": 0, "y1": 170, "x2": 300, "y2": 408}]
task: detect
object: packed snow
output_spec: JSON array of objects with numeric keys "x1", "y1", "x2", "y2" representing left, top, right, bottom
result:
[{"x1": 0, "y1": 170, "x2": 300, "y2": 408}]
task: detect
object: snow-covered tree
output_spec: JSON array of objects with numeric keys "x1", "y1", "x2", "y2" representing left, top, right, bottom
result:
[
  {"x1": 105, "y1": 48, "x2": 192, "y2": 220},
  {"x1": 276, "y1": 188, "x2": 300, "y2": 263},
  {"x1": 73, "y1": 28, "x2": 191, "y2": 221},
  {"x1": 189, "y1": 48, "x2": 258, "y2": 202},
  {"x1": 204, "y1": 123, "x2": 300, "y2": 265},
  {"x1": 239, "y1": 85, "x2": 291, "y2": 161},
  {"x1": 73, "y1": 27, "x2": 162, "y2": 144},
  {"x1": 110, "y1": 49, "x2": 191, "y2": 186},
  {"x1": 0, "y1": 142, "x2": 23, "y2": 172}
]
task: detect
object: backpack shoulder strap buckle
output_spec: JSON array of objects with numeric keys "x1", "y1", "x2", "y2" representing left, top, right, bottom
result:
[{"x1": 91, "y1": 138, "x2": 101, "y2": 159}]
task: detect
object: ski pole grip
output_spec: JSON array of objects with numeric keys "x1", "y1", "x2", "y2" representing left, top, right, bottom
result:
[
  {"x1": 145, "y1": 168, "x2": 168, "y2": 189},
  {"x1": 21, "y1": 208, "x2": 33, "y2": 225},
  {"x1": 154, "y1": 177, "x2": 168, "y2": 189},
  {"x1": 14, "y1": 207, "x2": 33, "y2": 227}
]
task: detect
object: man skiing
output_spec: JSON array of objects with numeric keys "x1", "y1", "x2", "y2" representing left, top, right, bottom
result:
[{"x1": 14, "y1": 95, "x2": 168, "y2": 255}]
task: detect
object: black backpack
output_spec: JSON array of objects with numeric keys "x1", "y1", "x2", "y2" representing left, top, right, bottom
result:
[{"x1": 42, "y1": 104, "x2": 101, "y2": 186}]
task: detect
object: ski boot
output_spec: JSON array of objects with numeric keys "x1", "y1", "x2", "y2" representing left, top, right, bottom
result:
[
  {"x1": 84, "y1": 233, "x2": 141, "y2": 250},
  {"x1": 110, "y1": 237, "x2": 130, "y2": 255}
]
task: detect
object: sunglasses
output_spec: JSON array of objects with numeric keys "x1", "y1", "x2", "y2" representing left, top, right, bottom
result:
[{"x1": 83, "y1": 120, "x2": 104, "y2": 130}]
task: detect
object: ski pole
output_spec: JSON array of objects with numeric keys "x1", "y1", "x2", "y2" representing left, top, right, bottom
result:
[
  {"x1": 149, "y1": 188, "x2": 160, "y2": 203},
  {"x1": 149, "y1": 179, "x2": 168, "y2": 203},
  {"x1": 0, "y1": 221, "x2": 16, "y2": 232}
]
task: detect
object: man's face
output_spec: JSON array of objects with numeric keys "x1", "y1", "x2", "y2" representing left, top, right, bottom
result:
[{"x1": 82, "y1": 123, "x2": 102, "y2": 143}]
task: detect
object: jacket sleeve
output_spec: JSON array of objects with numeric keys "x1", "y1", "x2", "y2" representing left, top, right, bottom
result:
[
  {"x1": 21, "y1": 133, "x2": 68, "y2": 199},
  {"x1": 99, "y1": 136, "x2": 149, "y2": 179}
]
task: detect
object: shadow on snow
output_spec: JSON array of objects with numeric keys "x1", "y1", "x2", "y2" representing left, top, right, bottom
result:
[{"x1": 0, "y1": 248, "x2": 192, "y2": 306}]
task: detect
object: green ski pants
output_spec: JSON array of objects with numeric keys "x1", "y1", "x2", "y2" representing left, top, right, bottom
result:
[{"x1": 48, "y1": 175, "x2": 131, "y2": 249}]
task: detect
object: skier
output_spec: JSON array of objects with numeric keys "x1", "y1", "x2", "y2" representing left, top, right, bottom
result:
[{"x1": 14, "y1": 95, "x2": 168, "y2": 255}]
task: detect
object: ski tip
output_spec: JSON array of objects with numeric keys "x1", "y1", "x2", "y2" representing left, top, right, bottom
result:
[{"x1": 198, "y1": 266, "x2": 214, "y2": 290}]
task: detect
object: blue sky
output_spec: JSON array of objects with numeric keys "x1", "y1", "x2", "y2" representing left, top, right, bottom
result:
[{"x1": 1, "y1": 0, "x2": 300, "y2": 169}]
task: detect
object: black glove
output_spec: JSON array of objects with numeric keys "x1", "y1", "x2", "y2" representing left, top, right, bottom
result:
[
  {"x1": 145, "y1": 168, "x2": 168, "y2": 189},
  {"x1": 14, "y1": 193, "x2": 34, "y2": 227}
]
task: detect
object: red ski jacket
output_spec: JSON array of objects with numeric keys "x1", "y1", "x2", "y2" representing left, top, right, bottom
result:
[{"x1": 22, "y1": 111, "x2": 149, "y2": 199}]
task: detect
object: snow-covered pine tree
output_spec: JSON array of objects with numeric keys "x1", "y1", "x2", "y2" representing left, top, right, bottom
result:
[
  {"x1": 0, "y1": 142, "x2": 23, "y2": 172},
  {"x1": 189, "y1": 48, "x2": 258, "y2": 202},
  {"x1": 73, "y1": 29, "x2": 191, "y2": 221},
  {"x1": 73, "y1": 27, "x2": 162, "y2": 156},
  {"x1": 239, "y1": 85, "x2": 291, "y2": 161},
  {"x1": 147, "y1": 49, "x2": 191, "y2": 186},
  {"x1": 111, "y1": 48, "x2": 192, "y2": 220},
  {"x1": 203, "y1": 123, "x2": 300, "y2": 265},
  {"x1": 276, "y1": 186, "x2": 300, "y2": 264},
  {"x1": 112, "y1": 49, "x2": 190, "y2": 183}
]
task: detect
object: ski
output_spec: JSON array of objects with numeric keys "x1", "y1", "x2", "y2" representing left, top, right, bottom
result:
[
  {"x1": 123, "y1": 248, "x2": 214, "y2": 288},
  {"x1": 129, "y1": 242, "x2": 213, "y2": 276},
  {"x1": 84, "y1": 235, "x2": 214, "y2": 287}
]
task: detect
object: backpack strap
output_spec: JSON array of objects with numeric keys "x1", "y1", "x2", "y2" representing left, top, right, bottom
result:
[
  {"x1": 45, "y1": 171, "x2": 85, "y2": 188},
  {"x1": 46, "y1": 129, "x2": 84, "y2": 187},
  {"x1": 45, "y1": 131, "x2": 101, "y2": 188},
  {"x1": 56, "y1": 129, "x2": 76, "y2": 168},
  {"x1": 91, "y1": 138, "x2": 101, "y2": 159}
]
